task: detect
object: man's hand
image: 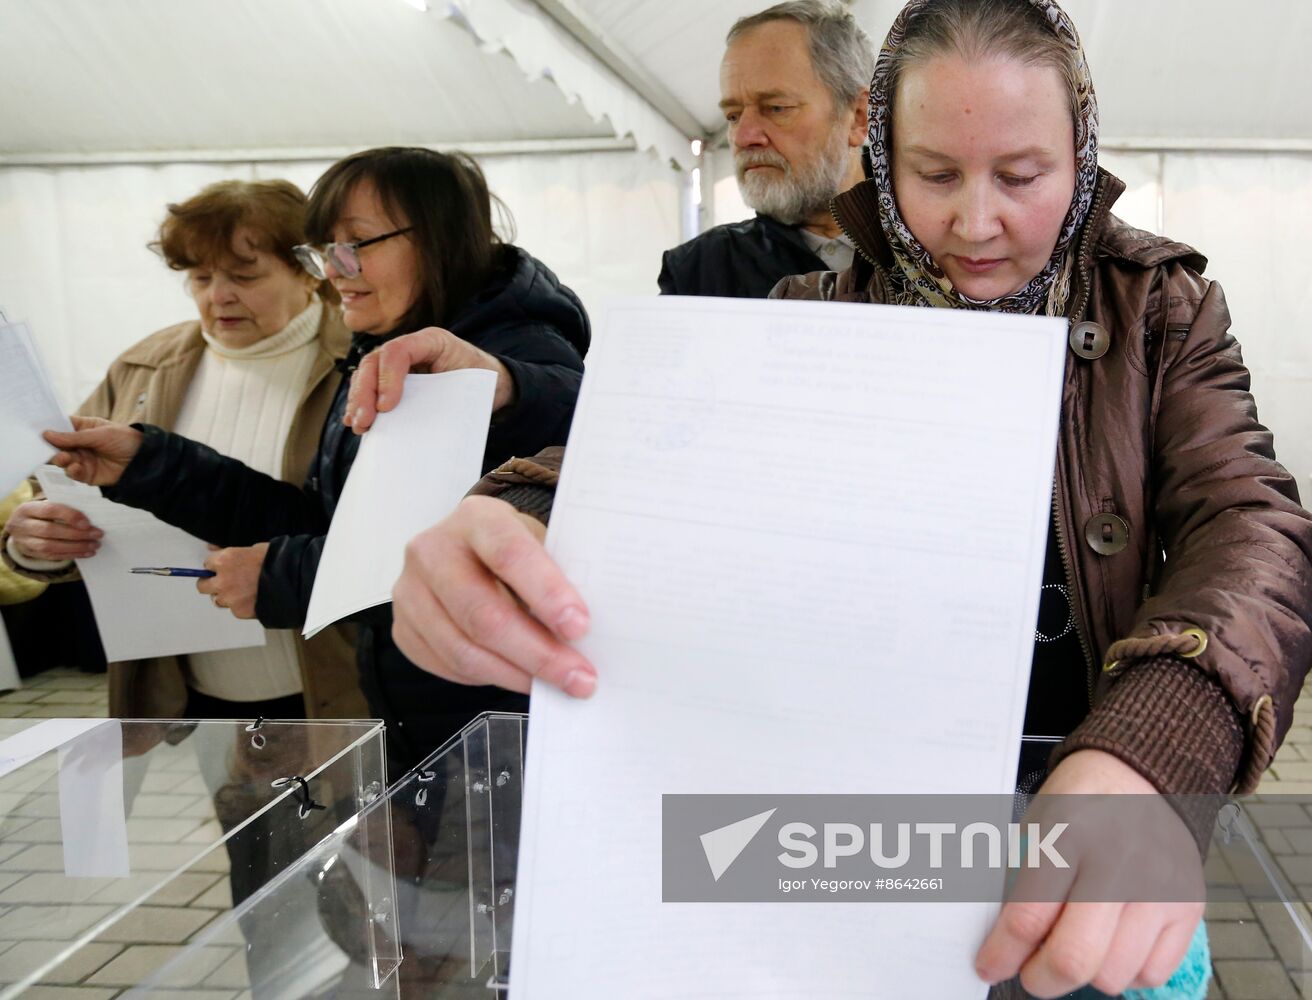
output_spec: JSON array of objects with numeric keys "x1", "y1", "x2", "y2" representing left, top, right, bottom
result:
[
  {"x1": 345, "y1": 327, "x2": 516, "y2": 433},
  {"x1": 7, "y1": 500, "x2": 102, "y2": 560},
  {"x1": 197, "y1": 543, "x2": 269, "y2": 620},
  {"x1": 44, "y1": 416, "x2": 144, "y2": 487},
  {"x1": 391, "y1": 496, "x2": 595, "y2": 696},
  {"x1": 975, "y1": 749, "x2": 1204, "y2": 997}
]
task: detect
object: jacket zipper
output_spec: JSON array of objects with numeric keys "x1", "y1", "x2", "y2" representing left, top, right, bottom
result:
[
  {"x1": 1051, "y1": 473, "x2": 1097, "y2": 705},
  {"x1": 829, "y1": 203, "x2": 880, "y2": 269},
  {"x1": 1066, "y1": 176, "x2": 1111, "y2": 323},
  {"x1": 1054, "y1": 175, "x2": 1112, "y2": 704}
]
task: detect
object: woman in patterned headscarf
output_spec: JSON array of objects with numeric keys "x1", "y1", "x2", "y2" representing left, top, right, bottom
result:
[
  {"x1": 864, "y1": 0, "x2": 1099, "y2": 317},
  {"x1": 776, "y1": 2, "x2": 1309, "y2": 994},
  {"x1": 344, "y1": 0, "x2": 1312, "y2": 996}
]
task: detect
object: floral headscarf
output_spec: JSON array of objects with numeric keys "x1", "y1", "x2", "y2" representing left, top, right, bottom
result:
[{"x1": 866, "y1": 0, "x2": 1099, "y2": 315}]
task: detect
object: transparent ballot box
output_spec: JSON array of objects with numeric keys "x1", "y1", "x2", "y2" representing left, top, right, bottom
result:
[
  {"x1": 0, "y1": 716, "x2": 386, "y2": 997},
  {"x1": 127, "y1": 712, "x2": 524, "y2": 998},
  {"x1": 127, "y1": 719, "x2": 1312, "y2": 999}
]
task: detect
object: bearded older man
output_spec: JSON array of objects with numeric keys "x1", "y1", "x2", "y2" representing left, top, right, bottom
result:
[{"x1": 658, "y1": 0, "x2": 874, "y2": 298}]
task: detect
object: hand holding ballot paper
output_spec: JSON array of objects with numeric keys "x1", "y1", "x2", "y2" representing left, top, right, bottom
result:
[
  {"x1": 6, "y1": 496, "x2": 103, "y2": 562},
  {"x1": 393, "y1": 297, "x2": 1077, "y2": 997},
  {"x1": 42, "y1": 416, "x2": 145, "y2": 487},
  {"x1": 378, "y1": 287, "x2": 1307, "y2": 999},
  {"x1": 8, "y1": 414, "x2": 148, "y2": 570},
  {"x1": 0, "y1": 318, "x2": 262, "y2": 663},
  {"x1": 36, "y1": 371, "x2": 497, "y2": 642},
  {"x1": 33, "y1": 467, "x2": 265, "y2": 662},
  {"x1": 37, "y1": 423, "x2": 262, "y2": 653}
]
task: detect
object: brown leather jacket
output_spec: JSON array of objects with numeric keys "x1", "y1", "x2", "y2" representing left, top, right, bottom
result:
[
  {"x1": 770, "y1": 169, "x2": 1312, "y2": 793},
  {"x1": 475, "y1": 168, "x2": 1311, "y2": 794}
]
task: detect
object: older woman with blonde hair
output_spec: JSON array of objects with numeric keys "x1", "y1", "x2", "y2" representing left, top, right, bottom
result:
[{"x1": 3, "y1": 178, "x2": 364, "y2": 722}]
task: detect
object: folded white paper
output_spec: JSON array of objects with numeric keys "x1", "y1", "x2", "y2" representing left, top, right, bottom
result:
[
  {"x1": 0, "y1": 616, "x2": 18, "y2": 693},
  {"x1": 0, "y1": 718, "x2": 106, "y2": 780},
  {"x1": 59, "y1": 719, "x2": 130, "y2": 878},
  {"x1": 303, "y1": 369, "x2": 496, "y2": 638},
  {"x1": 34, "y1": 467, "x2": 265, "y2": 661},
  {"x1": 511, "y1": 296, "x2": 1068, "y2": 999}
]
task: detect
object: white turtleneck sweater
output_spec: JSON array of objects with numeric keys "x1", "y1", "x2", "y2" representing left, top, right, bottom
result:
[{"x1": 173, "y1": 298, "x2": 322, "y2": 702}]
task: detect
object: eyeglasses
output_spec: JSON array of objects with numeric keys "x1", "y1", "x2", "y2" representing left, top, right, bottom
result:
[{"x1": 293, "y1": 227, "x2": 413, "y2": 280}]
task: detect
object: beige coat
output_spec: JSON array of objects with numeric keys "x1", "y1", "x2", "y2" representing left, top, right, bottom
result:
[{"x1": 3, "y1": 309, "x2": 367, "y2": 720}]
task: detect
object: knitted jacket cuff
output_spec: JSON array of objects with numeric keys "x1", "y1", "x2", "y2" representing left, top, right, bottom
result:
[
  {"x1": 1051, "y1": 656, "x2": 1244, "y2": 796},
  {"x1": 466, "y1": 447, "x2": 563, "y2": 526},
  {"x1": 1049, "y1": 657, "x2": 1244, "y2": 856}
]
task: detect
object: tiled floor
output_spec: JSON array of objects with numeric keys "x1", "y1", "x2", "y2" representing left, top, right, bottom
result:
[
  {"x1": 0, "y1": 670, "x2": 243, "y2": 998},
  {"x1": 1205, "y1": 679, "x2": 1312, "y2": 999},
  {"x1": 3, "y1": 667, "x2": 1312, "y2": 998},
  {"x1": 0, "y1": 669, "x2": 383, "y2": 999}
]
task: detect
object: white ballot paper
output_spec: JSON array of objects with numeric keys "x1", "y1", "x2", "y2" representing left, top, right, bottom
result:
[
  {"x1": 34, "y1": 467, "x2": 265, "y2": 661},
  {"x1": 303, "y1": 369, "x2": 496, "y2": 638},
  {"x1": 0, "y1": 720, "x2": 130, "y2": 877},
  {"x1": 0, "y1": 718, "x2": 106, "y2": 780},
  {"x1": 0, "y1": 321, "x2": 73, "y2": 490},
  {"x1": 511, "y1": 297, "x2": 1067, "y2": 999},
  {"x1": 58, "y1": 719, "x2": 130, "y2": 878}
]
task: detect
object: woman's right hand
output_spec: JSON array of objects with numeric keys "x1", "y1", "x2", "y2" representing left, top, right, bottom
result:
[
  {"x1": 43, "y1": 416, "x2": 144, "y2": 487},
  {"x1": 392, "y1": 496, "x2": 597, "y2": 697},
  {"x1": 7, "y1": 500, "x2": 103, "y2": 561},
  {"x1": 345, "y1": 327, "x2": 516, "y2": 434}
]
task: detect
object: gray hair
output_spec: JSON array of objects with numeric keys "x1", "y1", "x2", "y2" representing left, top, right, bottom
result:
[{"x1": 727, "y1": 1, "x2": 876, "y2": 111}]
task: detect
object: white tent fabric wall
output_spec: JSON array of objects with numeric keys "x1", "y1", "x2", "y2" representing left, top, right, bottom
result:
[
  {"x1": 0, "y1": 150, "x2": 680, "y2": 413},
  {"x1": 0, "y1": 162, "x2": 247, "y2": 412},
  {"x1": 703, "y1": 145, "x2": 1312, "y2": 496},
  {"x1": 1161, "y1": 154, "x2": 1312, "y2": 500},
  {"x1": 1067, "y1": 151, "x2": 1312, "y2": 499}
]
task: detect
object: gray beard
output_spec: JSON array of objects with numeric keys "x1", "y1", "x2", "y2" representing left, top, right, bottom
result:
[{"x1": 737, "y1": 128, "x2": 851, "y2": 226}]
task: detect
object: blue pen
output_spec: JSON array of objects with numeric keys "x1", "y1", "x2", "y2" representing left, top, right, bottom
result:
[{"x1": 130, "y1": 567, "x2": 216, "y2": 578}]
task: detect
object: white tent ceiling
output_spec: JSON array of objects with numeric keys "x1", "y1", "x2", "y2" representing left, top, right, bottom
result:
[
  {"x1": 3, "y1": 0, "x2": 1309, "y2": 171},
  {"x1": 3, "y1": 0, "x2": 1312, "y2": 502},
  {"x1": 568, "y1": 0, "x2": 1312, "y2": 145},
  {"x1": 0, "y1": 0, "x2": 613, "y2": 156}
]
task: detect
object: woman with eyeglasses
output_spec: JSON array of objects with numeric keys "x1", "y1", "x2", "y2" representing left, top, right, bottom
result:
[
  {"x1": 3, "y1": 178, "x2": 364, "y2": 725},
  {"x1": 40, "y1": 146, "x2": 589, "y2": 772}
]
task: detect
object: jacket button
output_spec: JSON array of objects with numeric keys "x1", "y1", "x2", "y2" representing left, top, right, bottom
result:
[
  {"x1": 1069, "y1": 321, "x2": 1110, "y2": 360},
  {"x1": 1084, "y1": 513, "x2": 1129, "y2": 555}
]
